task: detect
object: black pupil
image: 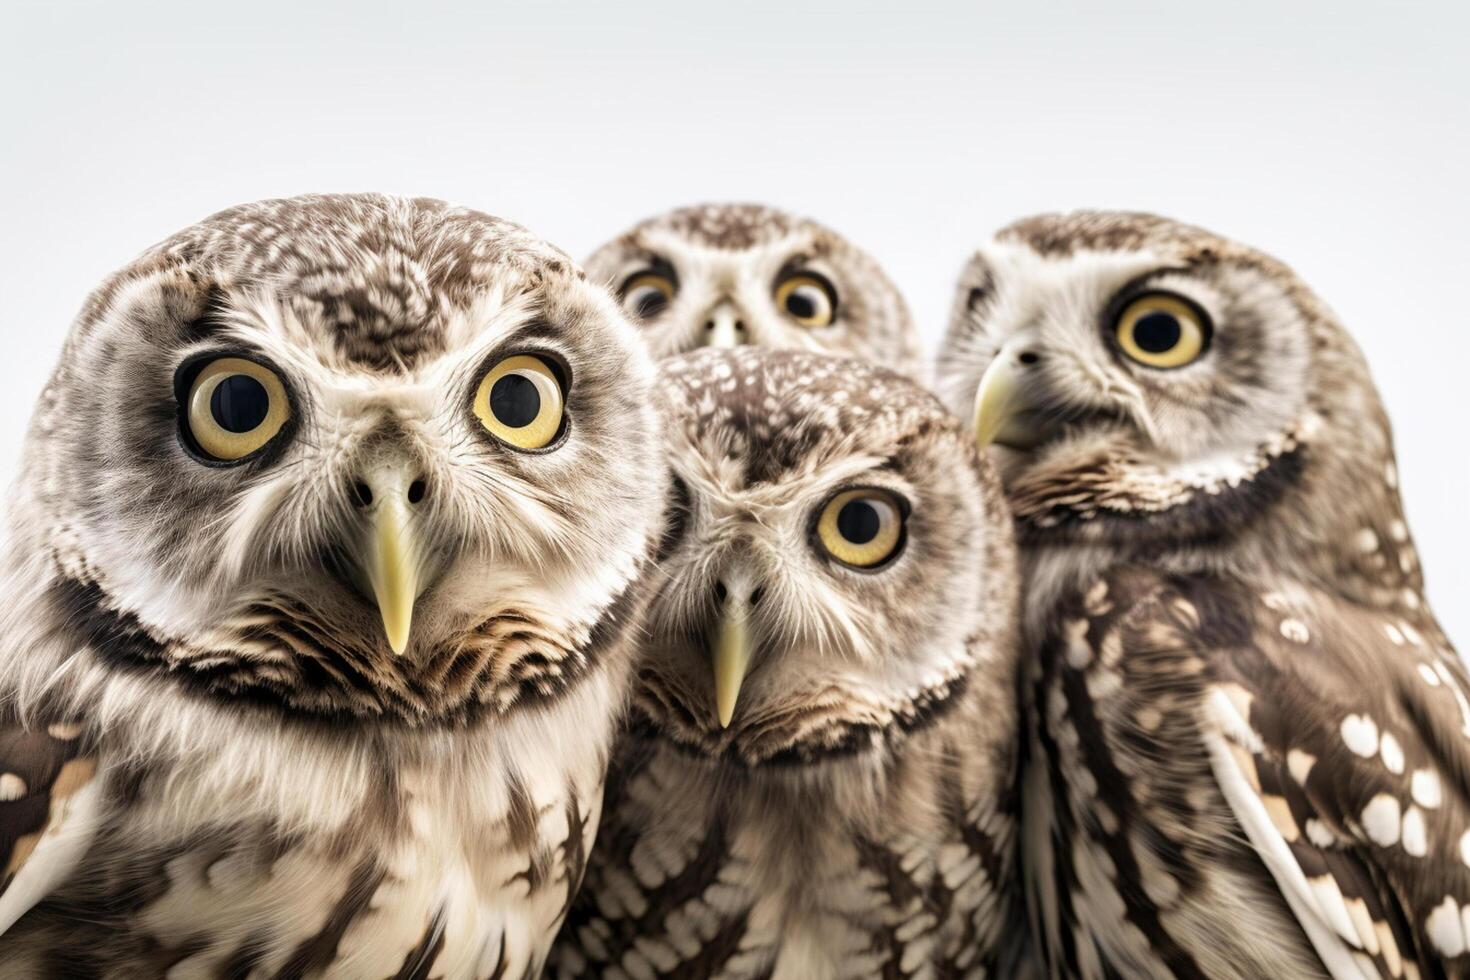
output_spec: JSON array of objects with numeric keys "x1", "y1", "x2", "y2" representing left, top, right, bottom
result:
[
  {"x1": 836, "y1": 500, "x2": 881, "y2": 545},
  {"x1": 785, "y1": 288, "x2": 818, "y2": 319},
  {"x1": 1133, "y1": 312, "x2": 1182, "y2": 353},
  {"x1": 491, "y1": 373, "x2": 541, "y2": 428},
  {"x1": 210, "y1": 375, "x2": 270, "y2": 433}
]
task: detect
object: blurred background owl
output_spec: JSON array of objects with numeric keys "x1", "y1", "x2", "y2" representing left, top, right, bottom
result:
[
  {"x1": 584, "y1": 203, "x2": 922, "y2": 375},
  {"x1": 937, "y1": 211, "x2": 1468, "y2": 978},
  {"x1": 0, "y1": 194, "x2": 666, "y2": 976},
  {"x1": 552, "y1": 347, "x2": 1029, "y2": 978}
]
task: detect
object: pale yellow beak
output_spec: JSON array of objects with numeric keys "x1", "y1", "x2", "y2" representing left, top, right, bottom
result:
[
  {"x1": 362, "y1": 477, "x2": 420, "y2": 656},
  {"x1": 701, "y1": 301, "x2": 745, "y2": 350},
  {"x1": 973, "y1": 354, "x2": 1025, "y2": 449},
  {"x1": 712, "y1": 602, "x2": 752, "y2": 729}
]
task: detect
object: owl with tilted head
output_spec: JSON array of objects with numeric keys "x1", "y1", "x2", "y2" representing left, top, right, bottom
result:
[
  {"x1": 550, "y1": 347, "x2": 1031, "y2": 978},
  {"x1": 584, "y1": 203, "x2": 921, "y2": 374},
  {"x1": 936, "y1": 210, "x2": 1468, "y2": 978},
  {"x1": 0, "y1": 194, "x2": 666, "y2": 976}
]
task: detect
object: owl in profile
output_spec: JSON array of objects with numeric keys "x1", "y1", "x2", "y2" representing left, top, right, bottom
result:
[
  {"x1": 550, "y1": 347, "x2": 1030, "y2": 978},
  {"x1": 936, "y1": 210, "x2": 1468, "y2": 978},
  {"x1": 0, "y1": 194, "x2": 666, "y2": 975},
  {"x1": 584, "y1": 203, "x2": 921, "y2": 374}
]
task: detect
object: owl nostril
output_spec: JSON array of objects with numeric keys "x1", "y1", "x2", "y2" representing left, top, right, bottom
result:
[
  {"x1": 734, "y1": 320, "x2": 746, "y2": 333},
  {"x1": 351, "y1": 477, "x2": 426, "y2": 508},
  {"x1": 1017, "y1": 350, "x2": 1041, "y2": 366},
  {"x1": 715, "y1": 580, "x2": 765, "y2": 606},
  {"x1": 704, "y1": 320, "x2": 716, "y2": 331}
]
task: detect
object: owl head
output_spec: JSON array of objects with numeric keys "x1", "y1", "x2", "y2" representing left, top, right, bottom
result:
[
  {"x1": 634, "y1": 347, "x2": 1016, "y2": 766},
  {"x1": 584, "y1": 203, "x2": 920, "y2": 375},
  {"x1": 7, "y1": 194, "x2": 665, "y2": 723},
  {"x1": 935, "y1": 211, "x2": 1420, "y2": 609}
]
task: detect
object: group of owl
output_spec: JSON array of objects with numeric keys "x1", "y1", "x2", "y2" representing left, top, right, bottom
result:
[{"x1": 0, "y1": 194, "x2": 1458, "y2": 980}]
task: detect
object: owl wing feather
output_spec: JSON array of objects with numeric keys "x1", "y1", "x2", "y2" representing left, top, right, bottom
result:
[
  {"x1": 1103, "y1": 567, "x2": 1470, "y2": 979},
  {"x1": 0, "y1": 721, "x2": 101, "y2": 935}
]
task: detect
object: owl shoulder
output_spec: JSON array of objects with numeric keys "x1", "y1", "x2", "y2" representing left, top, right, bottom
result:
[
  {"x1": 1044, "y1": 563, "x2": 1470, "y2": 975},
  {"x1": 0, "y1": 717, "x2": 101, "y2": 936}
]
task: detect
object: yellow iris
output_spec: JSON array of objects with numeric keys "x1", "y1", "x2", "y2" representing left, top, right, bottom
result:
[
  {"x1": 474, "y1": 354, "x2": 565, "y2": 450},
  {"x1": 774, "y1": 273, "x2": 836, "y2": 327},
  {"x1": 186, "y1": 357, "x2": 290, "y2": 461},
  {"x1": 1114, "y1": 293, "x2": 1209, "y2": 369},
  {"x1": 817, "y1": 489, "x2": 904, "y2": 568},
  {"x1": 620, "y1": 272, "x2": 676, "y2": 319}
]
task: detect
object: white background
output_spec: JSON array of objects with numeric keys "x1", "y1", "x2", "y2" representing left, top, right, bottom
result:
[{"x1": 2, "y1": 0, "x2": 1465, "y2": 643}]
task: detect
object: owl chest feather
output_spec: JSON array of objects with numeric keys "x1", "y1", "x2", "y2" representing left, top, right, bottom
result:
[
  {"x1": 0, "y1": 671, "x2": 622, "y2": 980},
  {"x1": 554, "y1": 706, "x2": 1024, "y2": 980}
]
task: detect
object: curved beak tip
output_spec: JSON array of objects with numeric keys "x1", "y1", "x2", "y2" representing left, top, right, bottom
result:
[
  {"x1": 381, "y1": 605, "x2": 413, "y2": 656},
  {"x1": 972, "y1": 357, "x2": 1022, "y2": 450}
]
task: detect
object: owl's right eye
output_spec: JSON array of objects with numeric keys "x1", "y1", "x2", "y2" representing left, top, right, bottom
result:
[
  {"x1": 619, "y1": 271, "x2": 676, "y2": 320},
  {"x1": 183, "y1": 357, "x2": 291, "y2": 462}
]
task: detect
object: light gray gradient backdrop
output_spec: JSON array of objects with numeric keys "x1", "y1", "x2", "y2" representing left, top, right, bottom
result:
[{"x1": 3, "y1": 0, "x2": 1465, "y2": 643}]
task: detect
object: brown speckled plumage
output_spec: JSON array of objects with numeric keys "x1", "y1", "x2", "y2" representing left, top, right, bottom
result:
[
  {"x1": 937, "y1": 210, "x2": 1466, "y2": 979},
  {"x1": 0, "y1": 194, "x2": 666, "y2": 976},
  {"x1": 585, "y1": 203, "x2": 922, "y2": 377},
  {"x1": 551, "y1": 348, "x2": 1032, "y2": 978}
]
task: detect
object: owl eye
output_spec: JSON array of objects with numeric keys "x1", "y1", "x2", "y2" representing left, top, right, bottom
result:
[
  {"x1": 816, "y1": 489, "x2": 905, "y2": 569},
  {"x1": 1114, "y1": 292, "x2": 1211, "y2": 369},
  {"x1": 184, "y1": 357, "x2": 291, "y2": 462},
  {"x1": 474, "y1": 354, "x2": 566, "y2": 450},
  {"x1": 774, "y1": 271, "x2": 837, "y2": 327},
  {"x1": 619, "y1": 271, "x2": 676, "y2": 320}
]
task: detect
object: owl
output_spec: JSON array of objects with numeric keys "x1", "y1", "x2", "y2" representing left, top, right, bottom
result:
[
  {"x1": 584, "y1": 203, "x2": 921, "y2": 375},
  {"x1": 935, "y1": 210, "x2": 1469, "y2": 978},
  {"x1": 549, "y1": 347, "x2": 1030, "y2": 978},
  {"x1": 0, "y1": 194, "x2": 666, "y2": 976}
]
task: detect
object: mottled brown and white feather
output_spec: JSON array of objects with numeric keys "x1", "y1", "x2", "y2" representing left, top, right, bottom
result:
[
  {"x1": 551, "y1": 348, "x2": 1030, "y2": 978},
  {"x1": 585, "y1": 203, "x2": 921, "y2": 377},
  {"x1": 936, "y1": 211, "x2": 1463, "y2": 979},
  {"x1": 0, "y1": 194, "x2": 666, "y2": 977}
]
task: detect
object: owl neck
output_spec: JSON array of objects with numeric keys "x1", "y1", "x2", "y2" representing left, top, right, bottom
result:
[
  {"x1": 631, "y1": 659, "x2": 977, "y2": 770},
  {"x1": 14, "y1": 558, "x2": 649, "y2": 730},
  {"x1": 1012, "y1": 409, "x2": 1428, "y2": 621}
]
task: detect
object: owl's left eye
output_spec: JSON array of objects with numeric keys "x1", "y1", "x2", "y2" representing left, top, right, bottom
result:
[
  {"x1": 815, "y1": 489, "x2": 906, "y2": 569},
  {"x1": 184, "y1": 357, "x2": 291, "y2": 462},
  {"x1": 1114, "y1": 292, "x2": 1211, "y2": 369},
  {"x1": 774, "y1": 271, "x2": 837, "y2": 328},
  {"x1": 474, "y1": 354, "x2": 566, "y2": 450}
]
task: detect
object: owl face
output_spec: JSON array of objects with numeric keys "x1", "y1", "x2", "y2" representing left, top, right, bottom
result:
[
  {"x1": 20, "y1": 195, "x2": 663, "y2": 721},
  {"x1": 635, "y1": 348, "x2": 1015, "y2": 765},
  {"x1": 584, "y1": 203, "x2": 920, "y2": 375},
  {"x1": 935, "y1": 211, "x2": 1395, "y2": 555}
]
